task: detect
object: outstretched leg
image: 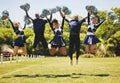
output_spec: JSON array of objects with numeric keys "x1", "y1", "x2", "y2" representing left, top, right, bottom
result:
[{"x1": 90, "y1": 44, "x2": 97, "y2": 54}]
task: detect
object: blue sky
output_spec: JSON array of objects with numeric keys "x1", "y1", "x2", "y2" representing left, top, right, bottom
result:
[{"x1": 0, "y1": 0, "x2": 120, "y2": 25}]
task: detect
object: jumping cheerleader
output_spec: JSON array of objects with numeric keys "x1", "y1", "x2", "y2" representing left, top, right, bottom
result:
[
  {"x1": 84, "y1": 13, "x2": 107, "y2": 54},
  {"x1": 46, "y1": 12, "x2": 67, "y2": 56},
  {"x1": 8, "y1": 17, "x2": 27, "y2": 56}
]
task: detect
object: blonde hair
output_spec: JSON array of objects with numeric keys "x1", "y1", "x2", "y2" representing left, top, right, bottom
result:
[{"x1": 14, "y1": 22, "x2": 19, "y2": 27}]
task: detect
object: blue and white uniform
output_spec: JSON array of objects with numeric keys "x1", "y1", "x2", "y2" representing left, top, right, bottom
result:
[
  {"x1": 9, "y1": 19, "x2": 26, "y2": 47},
  {"x1": 48, "y1": 17, "x2": 65, "y2": 48},
  {"x1": 84, "y1": 14, "x2": 105, "y2": 45},
  {"x1": 64, "y1": 16, "x2": 86, "y2": 60}
]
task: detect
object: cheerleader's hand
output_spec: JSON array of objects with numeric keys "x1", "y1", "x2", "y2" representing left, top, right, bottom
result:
[{"x1": 59, "y1": 9, "x2": 65, "y2": 18}]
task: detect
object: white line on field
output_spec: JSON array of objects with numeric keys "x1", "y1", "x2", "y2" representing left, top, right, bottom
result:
[{"x1": 0, "y1": 64, "x2": 39, "y2": 78}]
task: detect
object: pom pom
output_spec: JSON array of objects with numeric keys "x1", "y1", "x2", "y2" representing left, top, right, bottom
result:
[
  {"x1": 56, "y1": 6, "x2": 61, "y2": 11},
  {"x1": 107, "y1": 11, "x2": 117, "y2": 20},
  {"x1": 42, "y1": 9, "x2": 50, "y2": 16},
  {"x1": 62, "y1": 6, "x2": 71, "y2": 15},
  {"x1": 24, "y1": 16, "x2": 31, "y2": 25},
  {"x1": 50, "y1": 8, "x2": 57, "y2": 13},
  {"x1": 1, "y1": 10, "x2": 9, "y2": 20},
  {"x1": 40, "y1": 13, "x2": 46, "y2": 18},
  {"x1": 86, "y1": 5, "x2": 98, "y2": 14},
  {"x1": 20, "y1": 3, "x2": 30, "y2": 11}
]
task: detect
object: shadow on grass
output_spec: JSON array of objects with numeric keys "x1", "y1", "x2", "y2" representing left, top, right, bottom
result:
[{"x1": 2, "y1": 73, "x2": 109, "y2": 78}]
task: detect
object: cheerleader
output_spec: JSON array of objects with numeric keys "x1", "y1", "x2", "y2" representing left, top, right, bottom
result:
[
  {"x1": 25, "y1": 10, "x2": 52, "y2": 50},
  {"x1": 46, "y1": 13, "x2": 67, "y2": 56},
  {"x1": 84, "y1": 13, "x2": 107, "y2": 54},
  {"x1": 8, "y1": 17, "x2": 27, "y2": 56},
  {"x1": 59, "y1": 9, "x2": 87, "y2": 65}
]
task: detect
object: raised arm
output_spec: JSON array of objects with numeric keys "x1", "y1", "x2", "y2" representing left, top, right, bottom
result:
[
  {"x1": 59, "y1": 9, "x2": 69, "y2": 22},
  {"x1": 92, "y1": 19, "x2": 106, "y2": 32},
  {"x1": 87, "y1": 13, "x2": 90, "y2": 25},
  {"x1": 8, "y1": 18, "x2": 17, "y2": 32},
  {"x1": 8, "y1": 18, "x2": 20, "y2": 34},
  {"x1": 46, "y1": 13, "x2": 52, "y2": 22},
  {"x1": 49, "y1": 13, "x2": 52, "y2": 22},
  {"x1": 45, "y1": 15, "x2": 54, "y2": 31},
  {"x1": 8, "y1": 18, "x2": 14, "y2": 28},
  {"x1": 25, "y1": 10, "x2": 33, "y2": 21},
  {"x1": 96, "y1": 19, "x2": 106, "y2": 28},
  {"x1": 61, "y1": 17, "x2": 65, "y2": 30}
]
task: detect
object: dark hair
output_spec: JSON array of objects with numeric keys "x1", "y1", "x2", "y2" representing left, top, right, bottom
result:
[
  {"x1": 52, "y1": 19, "x2": 58, "y2": 24},
  {"x1": 35, "y1": 13, "x2": 39, "y2": 18}
]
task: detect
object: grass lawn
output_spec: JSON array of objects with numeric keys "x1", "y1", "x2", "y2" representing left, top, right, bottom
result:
[{"x1": 0, "y1": 56, "x2": 120, "y2": 83}]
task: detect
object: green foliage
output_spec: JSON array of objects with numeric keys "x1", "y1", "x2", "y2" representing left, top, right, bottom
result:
[
  {"x1": 113, "y1": 31, "x2": 120, "y2": 38},
  {"x1": 0, "y1": 28, "x2": 16, "y2": 45},
  {"x1": 97, "y1": 10, "x2": 107, "y2": 19},
  {"x1": 0, "y1": 7, "x2": 120, "y2": 56},
  {"x1": 81, "y1": 25, "x2": 87, "y2": 34}
]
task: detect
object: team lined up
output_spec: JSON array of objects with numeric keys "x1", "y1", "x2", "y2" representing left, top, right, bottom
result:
[{"x1": 7, "y1": 8, "x2": 108, "y2": 65}]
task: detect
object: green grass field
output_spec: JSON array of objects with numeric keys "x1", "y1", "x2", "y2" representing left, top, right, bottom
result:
[{"x1": 0, "y1": 57, "x2": 120, "y2": 83}]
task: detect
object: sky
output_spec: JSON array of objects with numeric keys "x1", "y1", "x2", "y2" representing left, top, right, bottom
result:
[{"x1": 0, "y1": 0, "x2": 120, "y2": 25}]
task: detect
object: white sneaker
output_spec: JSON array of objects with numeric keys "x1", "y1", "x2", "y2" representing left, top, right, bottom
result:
[
  {"x1": 48, "y1": 44, "x2": 51, "y2": 49},
  {"x1": 76, "y1": 60, "x2": 78, "y2": 65},
  {"x1": 70, "y1": 60, "x2": 73, "y2": 65}
]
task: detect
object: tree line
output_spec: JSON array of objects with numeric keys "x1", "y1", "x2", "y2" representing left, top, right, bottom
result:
[{"x1": 0, "y1": 8, "x2": 120, "y2": 57}]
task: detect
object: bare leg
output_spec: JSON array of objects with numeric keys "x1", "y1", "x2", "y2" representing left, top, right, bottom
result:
[
  {"x1": 90, "y1": 44, "x2": 97, "y2": 54},
  {"x1": 20, "y1": 47, "x2": 27, "y2": 55},
  {"x1": 85, "y1": 45, "x2": 91, "y2": 53},
  {"x1": 49, "y1": 48, "x2": 57, "y2": 55},
  {"x1": 59, "y1": 47, "x2": 67, "y2": 56},
  {"x1": 13, "y1": 46, "x2": 19, "y2": 55}
]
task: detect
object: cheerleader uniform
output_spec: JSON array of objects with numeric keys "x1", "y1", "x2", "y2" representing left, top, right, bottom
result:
[
  {"x1": 9, "y1": 19, "x2": 26, "y2": 47},
  {"x1": 65, "y1": 17, "x2": 86, "y2": 60},
  {"x1": 48, "y1": 17, "x2": 66, "y2": 48},
  {"x1": 84, "y1": 14, "x2": 105, "y2": 45}
]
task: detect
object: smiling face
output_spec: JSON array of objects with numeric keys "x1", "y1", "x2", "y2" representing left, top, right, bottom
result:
[
  {"x1": 91, "y1": 17, "x2": 98, "y2": 24},
  {"x1": 53, "y1": 22, "x2": 59, "y2": 28},
  {"x1": 52, "y1": 19, "x2": 59, "y2": 28},
  {"x1": 73, "y1": 15, "x2": 78, "y2": 20}
]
